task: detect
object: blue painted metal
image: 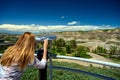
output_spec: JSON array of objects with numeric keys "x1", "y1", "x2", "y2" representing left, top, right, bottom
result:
[
  {"x1": 48, "y1": 66, "x2": 115, "y2": 80},
  {"x1": 49, "y1": 58, "x2": 53, "y2": 80}
]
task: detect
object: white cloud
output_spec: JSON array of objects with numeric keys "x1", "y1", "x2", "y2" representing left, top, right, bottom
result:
[
  {"x1": 93, "y1": 27, "x2": 98, "y2": 30},
  {"x1": 60, "y1": 16, "x2": 65, "y2": 19},
  {"x1": 0, "y1": 24, "x2": 116, "y2": 34},
  {"x1": 68, "y1": 21, "x2": 77, "y2": 25}
]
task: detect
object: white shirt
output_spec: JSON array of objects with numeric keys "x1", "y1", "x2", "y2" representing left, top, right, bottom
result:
[{"x1": 0, "y1": 57, "x2": 46, "y2": 80}]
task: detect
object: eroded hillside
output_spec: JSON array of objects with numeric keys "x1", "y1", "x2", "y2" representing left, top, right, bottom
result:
[{"x1": 51, "y1": 28, "x2": 120, "y2": 50}]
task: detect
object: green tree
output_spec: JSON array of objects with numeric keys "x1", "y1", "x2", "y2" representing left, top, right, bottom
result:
[
  {"x1": 56, "y1": 38, "x2": 65, "y2": 47},
  {"x1": 51, "y1": 40, "x2": 57, "y2": 53},
  {"x1": 55, "y1": 47, "x2": 66, "y2": 55},
  {"x1": 65, "y1": 45, "x2": 71, "y2": 54},
  {"x1": 74, "y1": 45, "x2": 90, "y2": 58},
  {"x1": 69, "y1": 39, "x2": 77, "y2": 49},
  {"x1": 52, "y1": 40, "x2": 57, "y2": 46}
]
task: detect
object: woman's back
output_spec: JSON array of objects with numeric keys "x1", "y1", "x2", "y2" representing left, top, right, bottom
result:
[
  {"x1": 0, "y1": 57, "x2": 47, "y2": 80},
  {"x1": 0, "y1": 63, "x2": 23, "y2": 80}
]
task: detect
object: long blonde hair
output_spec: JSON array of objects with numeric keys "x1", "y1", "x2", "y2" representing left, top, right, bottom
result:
[{"x1": 0, "y1": 32, "x2": 36, "y2": 70}]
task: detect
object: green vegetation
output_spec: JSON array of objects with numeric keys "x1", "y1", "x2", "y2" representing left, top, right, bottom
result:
[
  {"x1": 77, "y1": 41, "x2": 86, "y2": 44},
  {"x1": 88, "y1": 36, "x2": 96, "y2": 40},
  {"x1": 0, "y1": 34, "x2": 18, "y2": 42},
  {"x1": 65, "y1": 45, "x2": 71, "y2": 53},
  {"x1": 50, "y1": 38, "x2": 91, "y2": 58},
  {"x1": 20, "y1": 67, "x2": 39, "y2": 80},
  {"x1": 21, "y1": 61, "x2": 120, "y2": 80},
  {"x1": 92, "y1": 46, "x2": 107, "y2": 54},
  {"x1": 0, "y1": 37, "x2": 91, "y2": 58},
  {"x1": 56, "y1": 38, "x2": 66, "y2": 47},
  {"x1": 106, "y1": 41, "x2": 120, "y2": 46},
  {"x1": 73, "y1": 45, "x2": 91, "y2": 58},
  {"x1": 109, "y1": 46, "x2": 118, "y2": 55},
  {"x1": 92, "y1": 46, "x2": 119, "y2": 56},
  {"x1": 102, "y1": 29, "x2": 109, "y2": 32},
  {"x1": 0, "y1": 46, "x2": 8, "y2": 53},
  {"x1": 116, "y1": 36, "x2": 120, "y2": 40},
  {"x1": 67, "y1": 39, "x2": 77, "y2": 49},
  {"x1": 99, "y1": 36, "x2": 106, "y2": 42},
  {"x1": 92, "y1": 46, "x2": 120, "y2": 62}
]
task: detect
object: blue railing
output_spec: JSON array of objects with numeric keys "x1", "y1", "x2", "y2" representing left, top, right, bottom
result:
[{"x1": 47, "y1": 54, "x2": 120, "y2": 80}]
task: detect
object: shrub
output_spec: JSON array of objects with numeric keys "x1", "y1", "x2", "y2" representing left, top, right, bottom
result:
[
  {"x1": 56, "y1": 38, "x2": 65, "y2": 47},
  {"x1": 55, "y1": 47, "x2": 65, "y2": 55},
  {"x1": 97, "y1": 46, "x2": 107, "y2": 53},
  {"x1": 92, "y1": 46, "x2": 107, "y2": 54},
  {"x1": 65, "y1": 45, "x2": 71, "y2": 54},
  {"x1": 109, "y1": 46, "x2": 117, "y2": 55},
  {"x1": 116, "y1": 36, "x2": 120, "y2": 40},
  {"x1": 56, "y1": 47, "x2": 63, "y2": 52},
  {"x1": 0, "y1": 46, "x2": 8, "y2": 53},
  {"x1": 92, "y1": 49, "x2": 98, "y2": 54},
  {"x1": 69, "y1": 39, "x2": 77, "y2": 49},
  {"x1": 74, "y1": 45, "x2": 91, "y2": 58}
]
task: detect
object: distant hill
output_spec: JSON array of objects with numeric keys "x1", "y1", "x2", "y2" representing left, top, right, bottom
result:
[
  {"x1": 51, "y1": 28, "x2": 120, "y2": 41},
  {"x1": 0, "y1": 28, "x2": 120, "y2": 41}
]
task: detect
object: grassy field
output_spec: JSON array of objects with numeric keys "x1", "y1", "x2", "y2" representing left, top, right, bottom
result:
[{"x1": 21, "y1": 61, "x2": 120, "y2": 80}]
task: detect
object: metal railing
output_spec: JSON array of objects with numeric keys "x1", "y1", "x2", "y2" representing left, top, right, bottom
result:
[
  {"x1": 55, "y1": 55, "x2": 120, "y2": 68},
  {"x1": 0, "y1": 53, "x2": 120, "y2": 80},
  {"x1": 48, "y1": 54, "x2": 120, "y2": 80}
]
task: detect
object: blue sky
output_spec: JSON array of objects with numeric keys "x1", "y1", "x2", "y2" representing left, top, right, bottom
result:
[{"x1": 0, "y1": 0, "x2": 120, "y2": 33}]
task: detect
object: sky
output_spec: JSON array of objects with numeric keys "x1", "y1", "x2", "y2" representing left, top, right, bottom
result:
[{"x1": 0, "y1": 0, "x2": 120, "y2": 34}]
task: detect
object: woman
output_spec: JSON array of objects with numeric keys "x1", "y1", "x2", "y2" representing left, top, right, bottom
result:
[{"x1": 0, "y1": 32, "x2": 48, "y2": 80}]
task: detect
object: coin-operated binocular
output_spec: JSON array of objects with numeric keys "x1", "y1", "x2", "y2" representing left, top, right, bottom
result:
[{"x1": 35, "y1": 35, "x2": 57, "y2": 42}]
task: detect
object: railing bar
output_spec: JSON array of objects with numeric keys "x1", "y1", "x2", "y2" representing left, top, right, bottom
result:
[
  {"x1": 50, "y1": 66, "x2": 115, "y2": 80},
  {"x1": 56, "y1": 55, "x2": 120, "y2": 68},
  {"x1": 1, "y1": 53, "x2": 120, "y2": 68}
]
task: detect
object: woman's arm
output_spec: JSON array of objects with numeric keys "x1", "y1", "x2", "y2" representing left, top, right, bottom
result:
[
  {"x1": 42, "y1": 39, "x2": 48, "y2": 60},
  {"x1": 30, "y1": 40, "x2": 48, "y2": 69}
]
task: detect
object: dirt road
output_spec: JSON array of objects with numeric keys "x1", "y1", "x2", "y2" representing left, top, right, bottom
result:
[{"x1": 87, "y1": 52, "x2": 112, "y2": 62}]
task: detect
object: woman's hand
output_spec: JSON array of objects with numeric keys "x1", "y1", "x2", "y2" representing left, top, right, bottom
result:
[
  {"x1": 43, "y1": 39, "x2": 48, "y2": 49},
  {"x1": 42, "y1": 39, "x2": 48, "y2": 60}
]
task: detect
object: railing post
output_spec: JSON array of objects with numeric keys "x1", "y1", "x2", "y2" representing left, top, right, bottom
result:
[
  {"x1": 37, "y1": 49, "x2": 48, "y2": 80},
  {"x1": 48, "y1": 53, "x2": 57, "y2": 80},
  {"x1": 49, "y1": 57, "x2": 53, "y2": 80},
  {"x1": 49, "y1": 41, "x2": 53, "y2": 80}
]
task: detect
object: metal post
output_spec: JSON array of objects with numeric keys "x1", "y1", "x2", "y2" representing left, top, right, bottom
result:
[
  {"x1": 49, "y1": 41, "x2": 53, "y2": 80},
  {"x1": 49, "y1": 57, "x2": 53, "y2": 80},
  {"x1": 37, "y1": 49, "x2": 48, "y2": 80}
]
